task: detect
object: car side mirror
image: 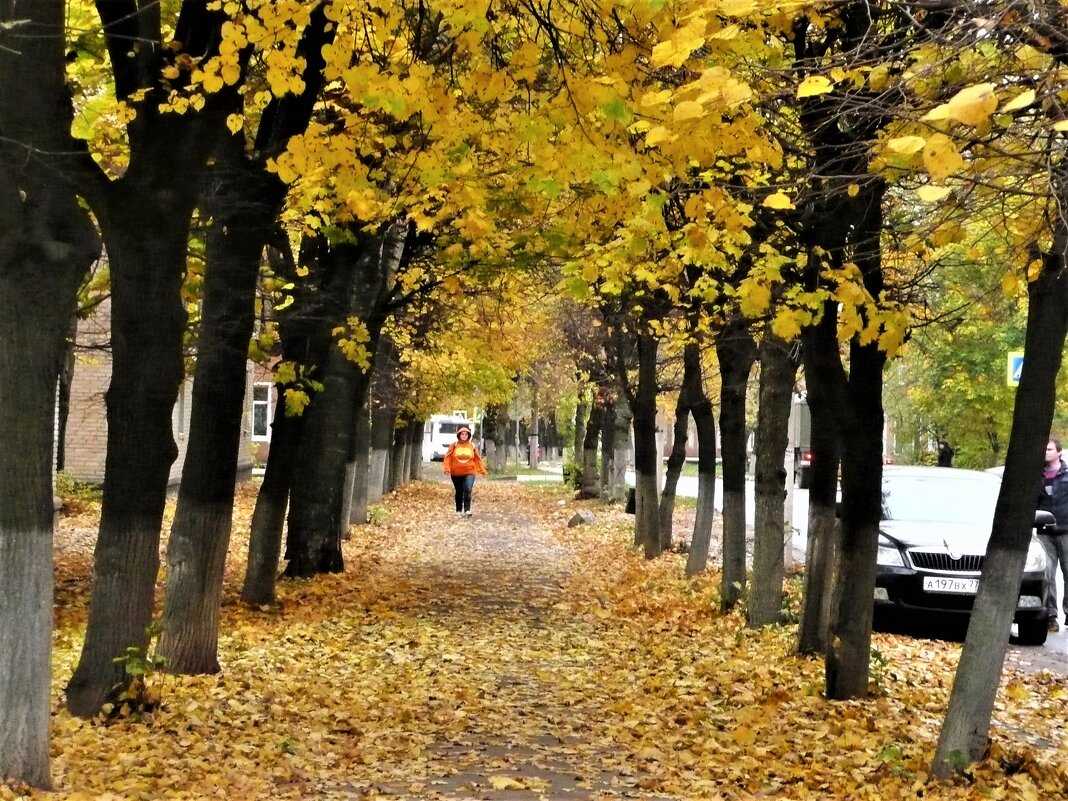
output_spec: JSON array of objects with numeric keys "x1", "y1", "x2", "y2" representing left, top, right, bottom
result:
[{"x1": 1035, "y1": 509, "x2": 1056, "y2": 532}]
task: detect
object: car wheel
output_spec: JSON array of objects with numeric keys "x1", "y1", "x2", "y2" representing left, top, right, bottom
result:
[{"x1": 1016, "y1": 617, "x2": 1049, "y2": 647}]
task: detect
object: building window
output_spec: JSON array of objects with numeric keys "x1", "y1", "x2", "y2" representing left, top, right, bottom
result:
[{"x1": 252, "y1": 382, "x2": 272, "y2": 441}]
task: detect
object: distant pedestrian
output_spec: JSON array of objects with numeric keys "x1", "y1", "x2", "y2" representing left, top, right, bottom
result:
[
  {"x1": 443, "y1": 425, "x2": 487, "y2": 516},
  {"x1": 937, "y1": 439, "x2": 954, "y2": 467},
  {"x1": 1037, "y1": 438, "x2": 1068, "y2": 633}
]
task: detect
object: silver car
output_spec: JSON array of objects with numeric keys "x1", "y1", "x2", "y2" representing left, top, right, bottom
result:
[{"x1": 874, "y1": 466, "x2": 1050, "y2": 645}]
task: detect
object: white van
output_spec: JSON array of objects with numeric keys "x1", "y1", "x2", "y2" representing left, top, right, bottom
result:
[{"x1": 423, "y1": 413, "x2": 471, "y2": 461}]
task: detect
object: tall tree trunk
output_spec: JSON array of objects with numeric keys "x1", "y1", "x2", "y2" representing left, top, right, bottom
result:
[
  {"x1": 407, "y1": 419, "x2": 424, "y2": 481},
  {"x1": 389, "y1": 415, "x2": 411, "y2": 491},
  {"x1": 0, "y1": 1, "x2": 99, "y2": 781},
  {"x1": 685, "y1": 345, "x2": 718, "y2": 577},
  {"x1": 934, "y1": 231, "x2": 1068, "y2": 774},
  {"x1": 367, "y1": 337, "x2": 399, "y2": 503},
  {"x1": 241, "y1": 402, "x2": 301, "y2": 606},
  {"x1": 369, "y1": 401, "x2": 396, "y2": 505},
  {"x1": 600, "y1": 400, "x2": 614, "y2": 493},
  {"x1": 158, "y1": 151, "x2": 277, "y2": 674},
  {"x1": 66, "y1": 208, "x2": 192, "y2": 718},
  {"x1": 606, "y1": 398, "x2": 631, "y2": 501},
  {"x1": 573, "y1": 391, "x2": 588, "y2": 464},
  {"x1": 348, "y1": 397, "x2": 372, "y2": 525},
  {"x1": 240, "y1": 237, "x2": 303, "y2": 607},
  {"x1": 748, "y1": 334, "x2": 798, "y2": 627},
  {"x1": 579, "y1": 398, "x2": 604, "y2": 499},
  {"x1": 158, "y1": 2, "x2": 333, "y2": 674},
  {"x1": 659, "y1": 384, "x2": 690, "y2": 550},
  {"x1": 798, "y1": 304, "x2": 843, "y2": 654},
  {"x1": 482, "y1": 404, "x2": 506, "y2": 473},
  {"x1": 824, "y1": 182, "x2": 887, "y2": 700},
  {"x1": 66, "y1": 0, "x2": 236, "y2": 718},
  {"x1": 631, "y1": 333, "x2": 662, "y2": 558},
  {"x1": 284, "y1": 226, "x2": 403, "y2": 577},
  {"x1": 717, "y1": 322, "x2": 757, "y2": 609}
]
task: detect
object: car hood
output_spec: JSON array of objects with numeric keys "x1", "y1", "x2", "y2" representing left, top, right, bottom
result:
[{"x1": 880, "y1": 520, "x2": 990, "y2": 552}]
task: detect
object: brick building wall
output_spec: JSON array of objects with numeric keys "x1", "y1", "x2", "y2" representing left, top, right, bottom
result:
[{"x1": 63, "y1": 299, "x2": 256, "y2": 486}]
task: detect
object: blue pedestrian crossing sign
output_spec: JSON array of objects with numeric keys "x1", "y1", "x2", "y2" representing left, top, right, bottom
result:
[{"x1": 1007, "y1": 351, "x2": 1024, "y2": 387}]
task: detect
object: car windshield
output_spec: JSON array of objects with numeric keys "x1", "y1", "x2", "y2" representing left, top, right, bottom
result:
[{"x1": 882, "y1": 474, "x2": 999, "y2": 525}]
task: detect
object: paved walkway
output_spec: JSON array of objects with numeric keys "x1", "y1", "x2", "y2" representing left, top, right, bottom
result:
[{"x1": 337, "y1": 481, "x2": 682, "y2": 800}]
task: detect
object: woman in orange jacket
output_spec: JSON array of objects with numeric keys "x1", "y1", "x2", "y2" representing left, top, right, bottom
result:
[{"x1": 442, "y1": 425, "x2": 487, "y2": 515}]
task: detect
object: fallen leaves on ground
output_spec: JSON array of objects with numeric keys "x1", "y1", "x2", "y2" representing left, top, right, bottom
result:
[{"x1": 14, "y1": 479, "x2": 1068, "y2": 800}]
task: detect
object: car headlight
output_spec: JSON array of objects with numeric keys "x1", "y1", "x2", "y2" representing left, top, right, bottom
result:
[
  {"x1": 877, "y1": 537, "x2": 904, "y2": 567},
  {"x1": 1025, "y1": 538, "x2": 1048, "y2": 573}
]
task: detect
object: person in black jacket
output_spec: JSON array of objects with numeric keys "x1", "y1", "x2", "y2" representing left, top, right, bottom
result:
[
  {"x1": 1037, "y1": 438, "x2": 1068, "y2": 632},
  {"x1": 937, "y1": 439, "x2": 954, "y2": 467}
]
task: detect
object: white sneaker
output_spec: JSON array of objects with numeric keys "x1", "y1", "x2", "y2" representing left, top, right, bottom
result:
[{"x1": 464, "y1": 510, "x2": 472, "y2": 516}]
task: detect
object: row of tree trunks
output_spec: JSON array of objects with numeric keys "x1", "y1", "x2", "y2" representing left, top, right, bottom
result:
[
  {"x1": 0, "y1": 0, "x2": 102, "y2": 783},
  {"x1": 161, "y1": 8, "x2": 334, "y2": 667},
  {"x1": 284, "y1": 224, "x2": 407, "y2": 577},
  {"x1": 65, "y1": 0, "x2": 240, "y2": 718}
]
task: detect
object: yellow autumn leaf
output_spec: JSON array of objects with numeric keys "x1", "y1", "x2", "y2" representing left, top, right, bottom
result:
[
  {"x1": 762, "y1": 191, "x2": 793, "y2": 209},
  {"x1": 922, "y1": 134, "x2": 965, "y2": 181},
  {"x1": 489, "y1": 776, "x2": 528, "y2": 790},
  {"x1": 226, "y1": 114, "x2": 243, "y2": 134},
  {"x1": 771, "y1": 312, "x2": 802, "y2": 341},
  {"x1": 847, "y1": 184, "x2": 860, "y2": 197},
  {"x1": 1001, "y1": 273, "x2": 1021, "y2": 294},
  {"x1": 673, "y1": 100, "x2": 705, "y2": 121},
  {"x1": 1053, "y1": 119, "x2": 1068, "y2": 131},
  {"x1": 885, "y1": 135, "x2": 926, "y2": 155},
  {"x1": 738, "y1": 279, "x2": 771, "y2": 316},
  {"x1": 1002, "y1": 88, "x2": 1036, "y2": 112},
  {"x1": 916, "y1": 185, "x2": 951, "y2": 202},
  {"x1": 796, "y1": 75, "x2": 833, "y2": 98},
  {"x1": 645, "y1": 126, "x2": 674, "y2": 147},
  {"x1": 944, "y1": 82, "x2": 998, "y2": 126},
  {"x1": 640, "y1": 89, "x2": 673, "y2": 107}
]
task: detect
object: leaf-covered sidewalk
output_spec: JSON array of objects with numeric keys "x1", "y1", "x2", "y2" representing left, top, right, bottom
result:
[{"x1": 27, "y1": 480, "x2": 1068, "y2": 800}]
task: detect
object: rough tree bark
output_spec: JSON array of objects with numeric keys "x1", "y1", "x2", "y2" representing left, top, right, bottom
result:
[
  {"x1": 579, "y1": 397, "x2": 604, "y2": 499},
  {"x1": 747, "y1": 333, "x2": 798, "y2": 628},
  {"x1": 66, "y1": 1, "x2": 238, "y2": 718},
  {"x1": 797, "y1": 304, "x2": 843, "y2": 655},
  {"x1": 629, "y1": 332, "x2": 662, "y2": 558},
  {"x1": 158, "y1": 9, "x2": 333, "y2": 673},
  {"x1": 934, "y1": 230, "x2": 1068, "y2": 774},
  {"x1": 716, "y1": 321, "x2": 757, "y2": 609},
  {"x1": 0, "y1": 1, "x2": 100, "y2": 782},
  {"x1": 823, "y1": 182, "x2": 887, "y2": 700},
  {"x1": 284, "y1": 225, "x2": 404, "y2": 577},
  {"x1": 605, "y1": 397, "x2": 632, "y2": 502},
  {"x1": 684, "y1": 343, "x2": 719, "y2": 577}
]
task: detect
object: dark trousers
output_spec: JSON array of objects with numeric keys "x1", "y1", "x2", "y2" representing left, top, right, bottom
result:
[
  {"x1": 1038, "y1": 532, "x2": 1068, "y2": 621},
  {"x1": 451, "y1": 474, "x2": 476, "y2": 512}
]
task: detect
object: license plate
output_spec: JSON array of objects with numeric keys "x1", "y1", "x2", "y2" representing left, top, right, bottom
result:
[{"x1": 922, "y1": 576, "x2": 979, "y2": 595}]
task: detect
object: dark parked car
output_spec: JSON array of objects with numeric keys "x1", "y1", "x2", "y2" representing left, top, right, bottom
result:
[{"x1": 874, "y1": 466, "x2": 1051, "y2": 645}]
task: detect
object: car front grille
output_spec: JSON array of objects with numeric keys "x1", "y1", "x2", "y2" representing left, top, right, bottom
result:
[{"x1": 907, "y1": 550, "x2": 983, "y2": 573}]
